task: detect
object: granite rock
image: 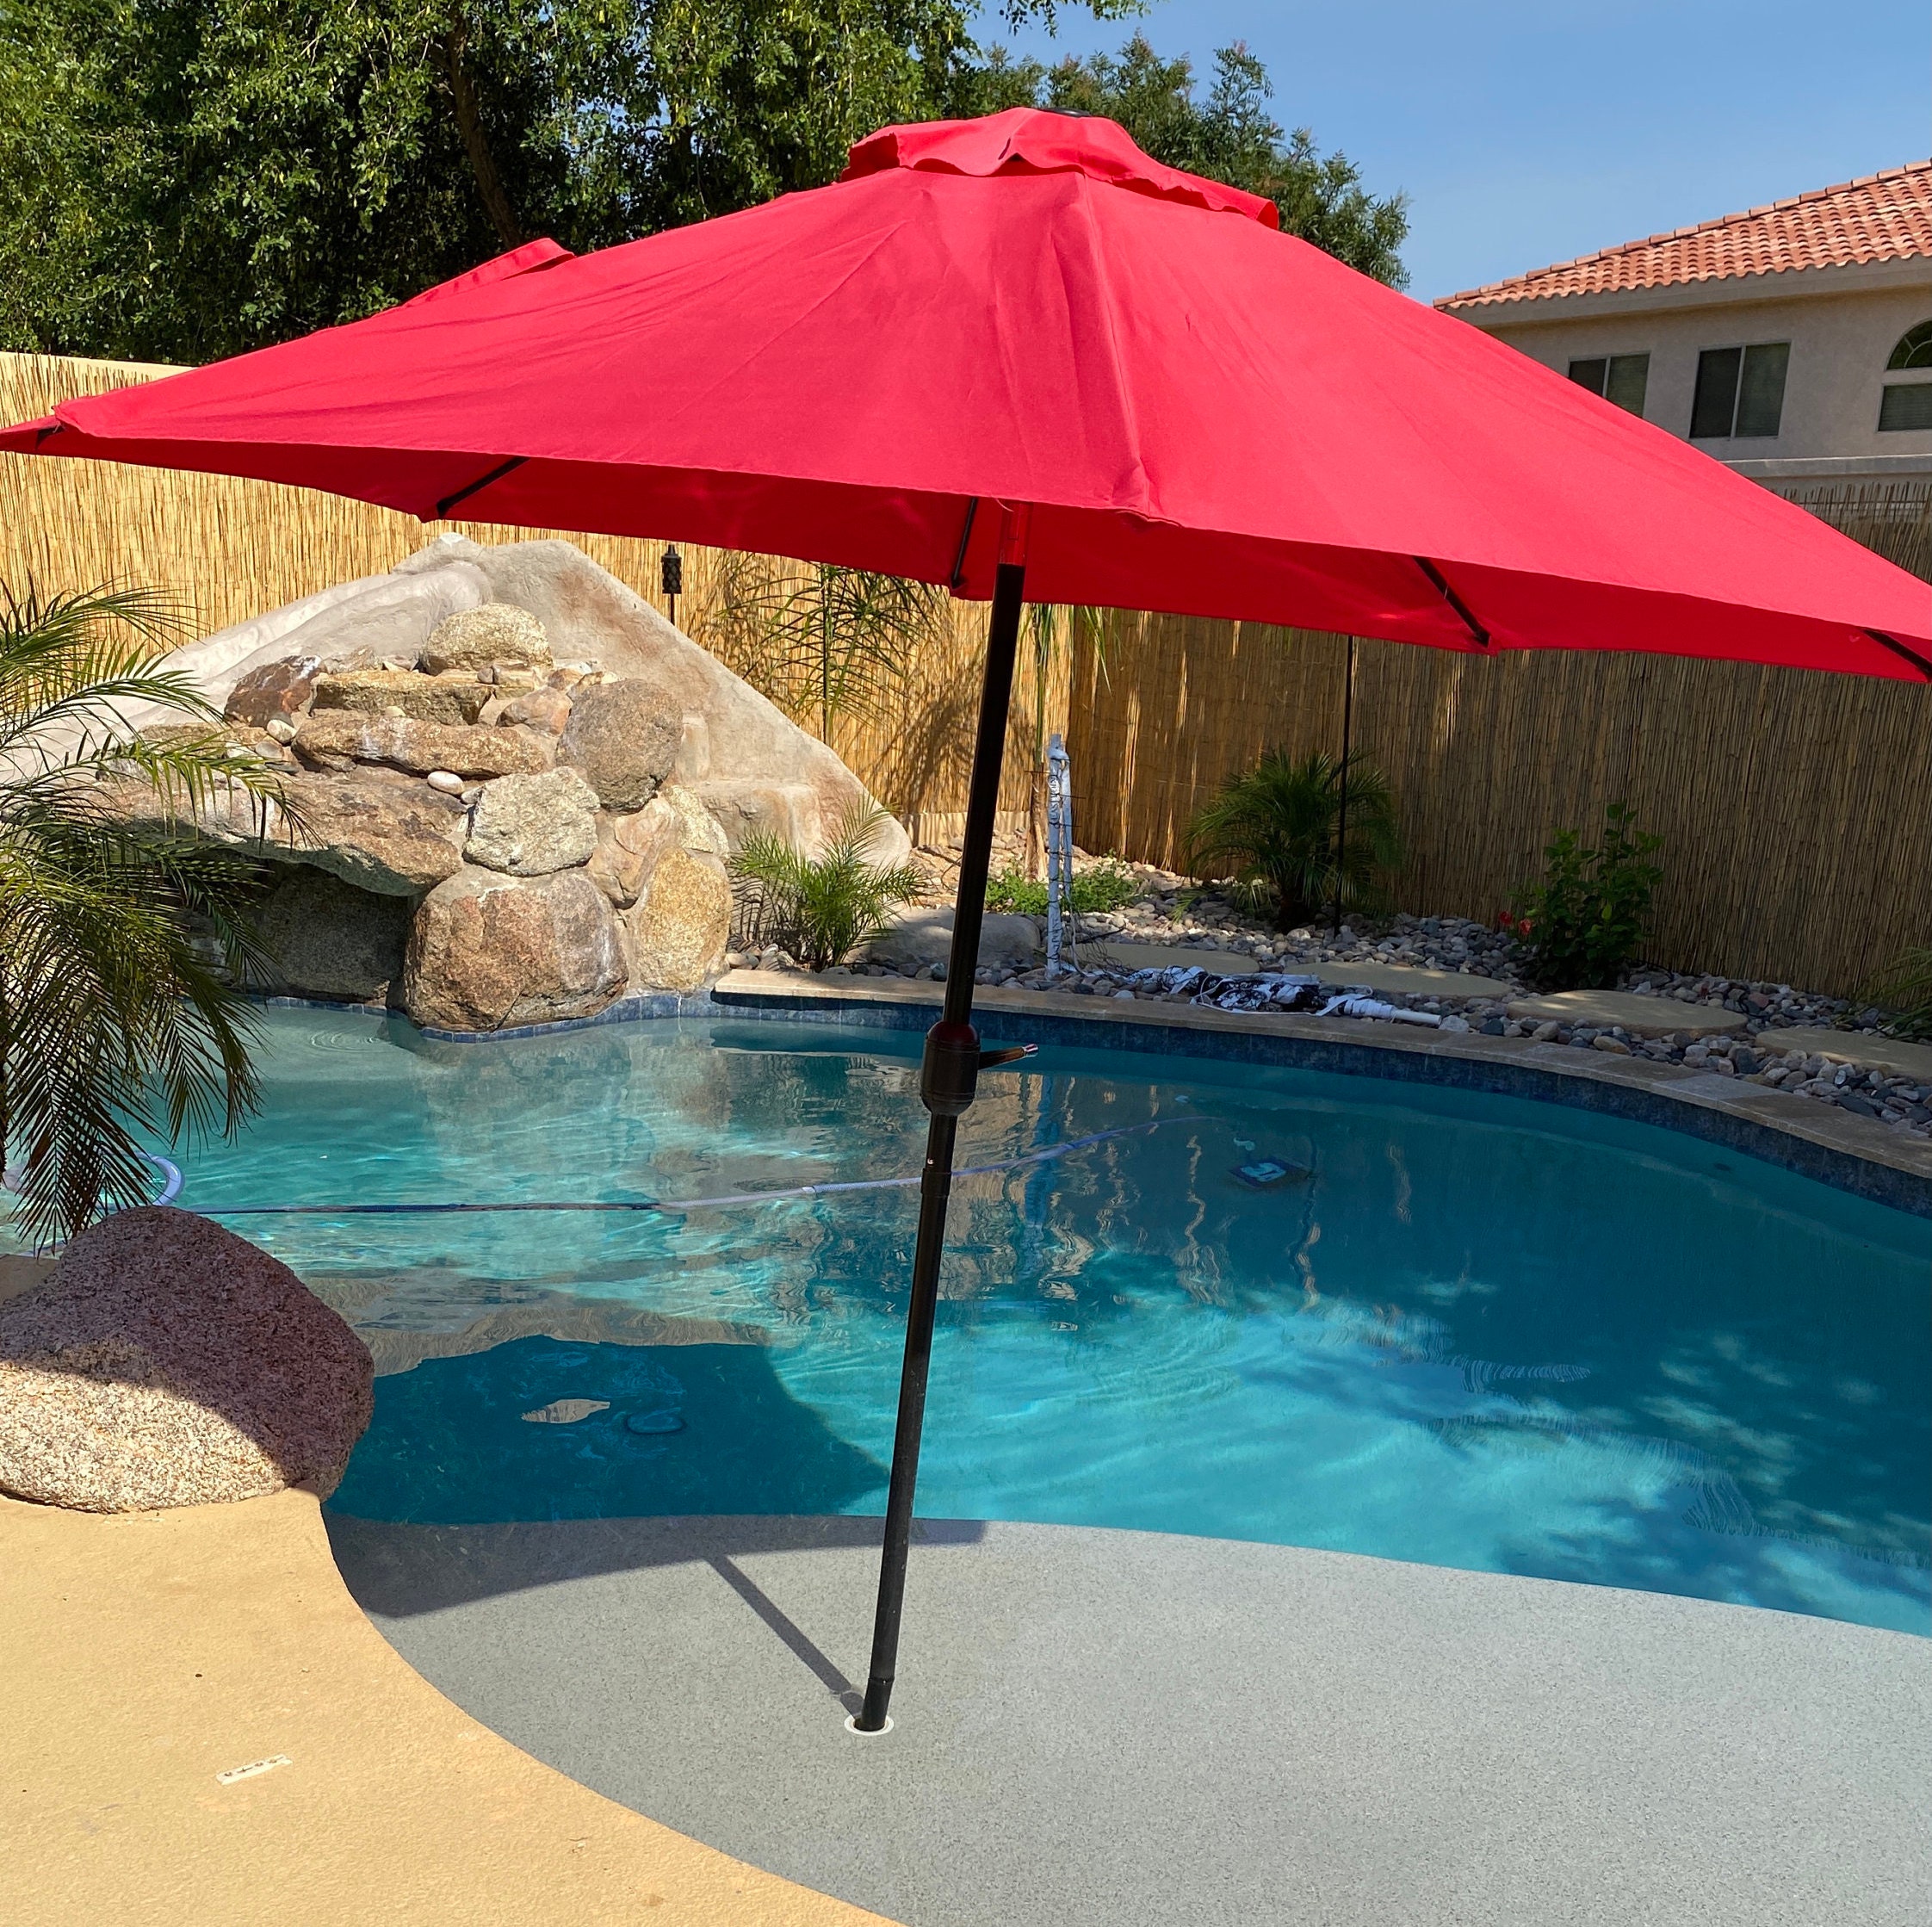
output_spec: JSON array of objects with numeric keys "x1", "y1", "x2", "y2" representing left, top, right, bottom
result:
[
  {"x1": 0, "y1": 1207, "x2": 372, "y2": 1511},
  {"x1": 403, "y1": 866, "x2": 628, "y2": 1032},
  {"x1": 311, "y1": 667, "x2": 489, "y2": 726},
  {"x1": 294, "y1": 709, "x2": 552, "y2": 780},
  {"x1": 556, "y1": 678, "x2": 682, "y2": 810},
  {"x1": 224, "y1": 655, "x2": 321, "y2": 728},
  {"x1": 463, "y1": 767, "x2": 601, "y2": 877},
  {"x1": 627, "y1": 846, "x2": 731, "y2": 991},
  {"x1": 281, "y1": 772, "x2": 469, "y2": 895},
  {"x1": 420, "y1": 602, "x2": 551, "y2": 674},
  {"x1": 256, "y1": 866, "x2": 411, "y2": 1001},
  {"x1": 499, "y1": 686, "x2": 573, "y2": 734}
]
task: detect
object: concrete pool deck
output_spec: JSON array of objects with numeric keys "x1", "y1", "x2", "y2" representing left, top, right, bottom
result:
[
  {"x1": 326, "y1": 1509, "x2": 1932, "y2": 1927},
  {"x1": 0, "y1": 1487, "x2": 895, "y2": 1927}
]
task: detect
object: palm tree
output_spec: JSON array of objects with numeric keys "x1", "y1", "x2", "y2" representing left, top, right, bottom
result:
[
  {"x1": 1187, "y1": 747, "x2": 1401, "y2": 930},
  {"x1": 698, "y1": 552, "x2": 941, "y2": 743},
  {"x1": 729, "y1": 802, "x2": 922, "y2": 970},
  {"x1": 0, "y1": 584, "x2": 286, "y2": 1246}
]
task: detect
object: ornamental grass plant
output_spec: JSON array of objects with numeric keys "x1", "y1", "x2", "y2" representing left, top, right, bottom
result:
[
  {"x1": 729, "y1": 801, "x2": 922, "y2": 970},
  {"x1": 1186, "y1": 747, "x2": 1401, "y2": 930}
]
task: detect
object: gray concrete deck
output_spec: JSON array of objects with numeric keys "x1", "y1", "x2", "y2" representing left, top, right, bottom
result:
[{"x1": 325, "y1": 1512, "x2": 1930, "y2": 1927}]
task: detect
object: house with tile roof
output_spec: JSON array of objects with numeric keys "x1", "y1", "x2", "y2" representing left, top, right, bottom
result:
[{"x1": 1436, "y1": 165, "x2": 1932, "y2": 530}]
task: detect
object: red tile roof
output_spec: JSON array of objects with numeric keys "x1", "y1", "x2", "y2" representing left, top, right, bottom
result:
[{"x1": 1437, "y1": 162, "x2": 1932, "y2": 311}]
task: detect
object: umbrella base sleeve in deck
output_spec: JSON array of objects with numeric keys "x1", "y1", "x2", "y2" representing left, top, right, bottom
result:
[{"x1": 855, "y1": 551, "x2": 1027, "y2": 1734}]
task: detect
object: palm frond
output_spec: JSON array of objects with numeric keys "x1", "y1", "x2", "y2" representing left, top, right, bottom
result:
[
  {"x1": 0, "y1": 578, "x2": 274, "y2": 1245},
  {"x1": 730, "y1": 802, "x2": 920, "y2": 969},
  {"x1": 1187, "y1": 748, "x2": 1402, "y2": 929}
]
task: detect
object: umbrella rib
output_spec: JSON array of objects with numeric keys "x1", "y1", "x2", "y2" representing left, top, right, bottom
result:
[
  {"x1": 1415, "y1": 556, "x2": 1490, "y2": 647},
  {"x1": 1864, "y1": 629, "x2": 1932, "y2": 680},
  {"x1": 949, "y1": 498, "x2": 980, "y2": 587},
  {"x1": 434, "y1": 455, "x2": 528, "y2": 519}
]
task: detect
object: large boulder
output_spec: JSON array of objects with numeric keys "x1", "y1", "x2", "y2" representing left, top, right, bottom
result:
[
  {"x1": 281, "y1": 773, "x2": 469, "y2": 895},
  {"x1": 294, "y1": 709, "x2": 552, "y2": 780},
  {"x1": 627, "y1": 846, "x2": 731, "y2": 992},
  {"x1": 257, "y1": 867, "x2": 411, "y2": 1001},
  {"x1": 311, "y1": 667, "x2": 490, "y2": 725},
  {"x1": 556, "y1": 678, "x2": 682, "y2": 810},
  {"x1": 96, "y1": 768, "x2": 468, "y2": 897},
  {"x1": 404, "y1": 866, "x2": 628, "y2": 1032},
  {"x1": 866, "y1": 907, "x2": 1042, "y2": 973},
  {"x1": 463, "y1": 767, "x2": 600, "y2": 877},
  {"x1": 0, "y1": 1207, "x2": 373, "y2": 1511},
  {"x1": 421, "y1": 602, "x2": 551, "y2": 673}
]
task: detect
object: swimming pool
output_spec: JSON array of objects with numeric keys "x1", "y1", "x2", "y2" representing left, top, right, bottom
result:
[{"x1": 169, "y1": 1007, "x2": 1929, "y2": 1634}]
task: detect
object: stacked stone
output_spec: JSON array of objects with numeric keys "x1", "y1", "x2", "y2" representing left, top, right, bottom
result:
[{"x1": 214, "y1": 600, "x2": 733, "y2": 1031}]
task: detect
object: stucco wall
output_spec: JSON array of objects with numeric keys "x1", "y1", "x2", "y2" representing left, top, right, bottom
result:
[{"x1": 1465, "y1": 276, "x2": 1932, "y2": 467}]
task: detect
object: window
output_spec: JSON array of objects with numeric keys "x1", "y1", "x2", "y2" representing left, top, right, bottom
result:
[
  {"x1": 1567, "y1": 353, "x2": 1650, "y2": 416},
  {"x1": 1879, "y1": 320, "x2": 1932, "y2": 431},
  {"x1": 1886, "y1": 320, "x2": 1932, "y2": 369},
  {"x1": 1690, "y1": 341, "x2": 1789, "y2": 439}
]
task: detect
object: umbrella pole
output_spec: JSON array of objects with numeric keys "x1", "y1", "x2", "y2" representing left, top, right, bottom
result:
[{"x1": 854, "y1": 549, "x2": 1027, "y2": 1734}]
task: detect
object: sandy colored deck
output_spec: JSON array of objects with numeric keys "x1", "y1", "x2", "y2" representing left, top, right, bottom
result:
[{"x1": 0, "y1": 1486, "x2": 896, "y2": 1927}]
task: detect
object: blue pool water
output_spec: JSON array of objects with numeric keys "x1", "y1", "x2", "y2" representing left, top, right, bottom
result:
[{"x1": 167, "y1": 1008, "x2": 1928, "y2": 1633}]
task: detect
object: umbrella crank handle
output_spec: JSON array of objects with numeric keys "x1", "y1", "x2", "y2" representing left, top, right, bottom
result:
[{"x1": 978, "y1": 1044, "x2": 1036, "y2": 1070}]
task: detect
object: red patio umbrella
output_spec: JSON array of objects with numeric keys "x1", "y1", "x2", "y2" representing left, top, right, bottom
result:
[{"x1": 7, "y1": 108, "x2": 1928, "y2": 1733}]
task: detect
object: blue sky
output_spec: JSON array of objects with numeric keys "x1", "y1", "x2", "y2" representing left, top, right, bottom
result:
[{"x1": 993, "y1": 2, "x2": 1932, "y2": 300}]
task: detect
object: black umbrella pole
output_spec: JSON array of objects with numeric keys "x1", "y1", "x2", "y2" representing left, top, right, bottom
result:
[{"x1": 855, "y1": 556, "x2": 1026, "y2": 1733}]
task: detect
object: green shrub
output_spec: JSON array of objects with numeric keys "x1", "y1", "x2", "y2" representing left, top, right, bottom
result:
[
  {"x1": 985, "y1": 856, "x2": 1141, "y2": 918},
  {"x1": 1508, "y1": 803, "x2": 1663, "y2": 991},
  {"x1": 729, "y1": 803, "x2": 921, "y2": 970},
  {"x1": 1860, "y1": 945, "x2": 1932, "y2": 1041},
  {"x1": 1186, "y1": 748, "x2": 1400, "y2": 929}
]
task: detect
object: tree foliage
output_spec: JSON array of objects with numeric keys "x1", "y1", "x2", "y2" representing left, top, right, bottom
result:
[
  {"x1": 0, "y1": 3, "x2": 1404, "y2": 363},
  {"x1": 976, "y1": 34, "x2": 1409, "y2": 284}
]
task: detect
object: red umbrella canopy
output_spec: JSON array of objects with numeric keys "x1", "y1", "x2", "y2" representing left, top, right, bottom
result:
[{"x1": 5, "y1": 108, "x2": 1926, "y2": 679}]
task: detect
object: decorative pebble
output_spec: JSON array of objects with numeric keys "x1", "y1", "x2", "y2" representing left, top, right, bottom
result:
[{"x1": 425, "y1": 769, "x2": 465, "y2": 794}]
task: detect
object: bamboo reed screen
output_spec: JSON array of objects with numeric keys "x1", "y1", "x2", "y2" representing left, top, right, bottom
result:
[
  {"x1": 5, "y1": 350, "x2": 1925, "y2": 993},
  {"x1": 0, "y1": 352, "x2": 1061, "y2": 833},
  {"x1": 1068, "y1": 480, "x2": 1932, "y2": 997}
]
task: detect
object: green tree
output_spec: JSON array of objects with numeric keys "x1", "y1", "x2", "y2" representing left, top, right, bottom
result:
[
  {"x1": 974, "y1": 34, "x2": 1409, "y2": 283},
  {"x1": 0, "y1": 586, "x2": 284, "y2": 1244},
  {"x1": 0, "y1": 3, "x2": 1407, "y2": 363},
  {"x1": 0, "y1": 2, "x2": 1130, "y2": 362}
]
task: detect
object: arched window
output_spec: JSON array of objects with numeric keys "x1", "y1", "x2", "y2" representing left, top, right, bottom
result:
[
  {"x1": 1879, "y1": 320, "x2": 1932, "y2": 431},
  {"x1": 1886, "y1": 320, "x2": 1932, "y2": 369}
]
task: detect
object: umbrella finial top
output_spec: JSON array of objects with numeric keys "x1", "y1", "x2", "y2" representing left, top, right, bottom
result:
[{"x1": 841, "y1": 107, "x2": 1280, "y2": 230}]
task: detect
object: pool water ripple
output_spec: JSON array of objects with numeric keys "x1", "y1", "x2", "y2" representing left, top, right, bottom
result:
[{"x1": 154, "y1": 1010, "x2": 1929, "y2": 1633}]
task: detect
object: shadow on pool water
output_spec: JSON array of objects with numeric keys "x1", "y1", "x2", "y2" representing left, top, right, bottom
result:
[{"x1": 330, "y1": 1335, "x2": 888, "y2": 1525}]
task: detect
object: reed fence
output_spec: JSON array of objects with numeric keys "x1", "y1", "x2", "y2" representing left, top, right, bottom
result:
[
  {"x1": 1068, "y1": 476, "x2": 1932, "y2": 996},
  {"x1": 5, "y1": 351, "x2": 1925, "y2": 994}
]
